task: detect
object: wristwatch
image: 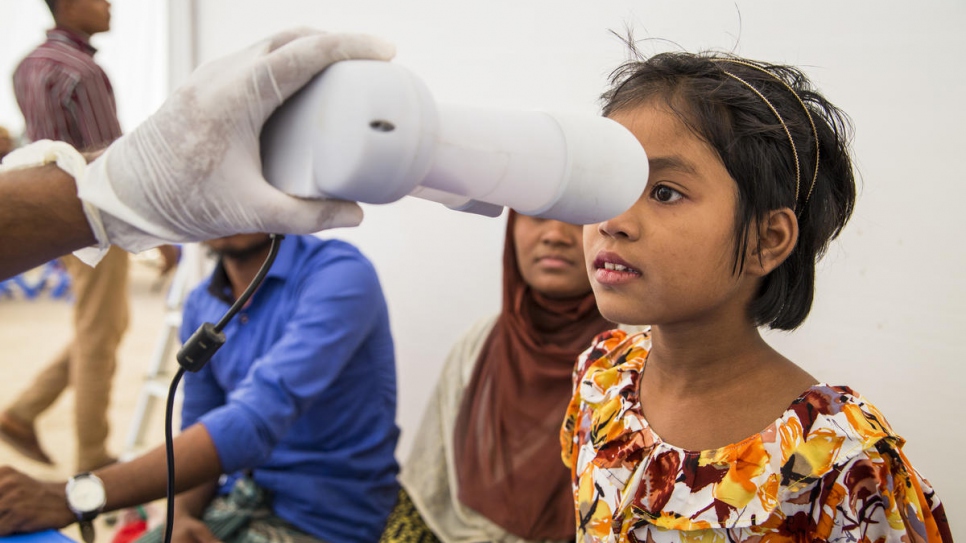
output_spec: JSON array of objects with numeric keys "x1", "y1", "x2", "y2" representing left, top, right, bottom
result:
[{"x1": 65, "y1": 472, "x2": 106, "y2": 543}]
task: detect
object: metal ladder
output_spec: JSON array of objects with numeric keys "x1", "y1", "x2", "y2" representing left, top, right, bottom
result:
[{"x1": 122, "y1": 244, "x2": 210, "y2": 456}]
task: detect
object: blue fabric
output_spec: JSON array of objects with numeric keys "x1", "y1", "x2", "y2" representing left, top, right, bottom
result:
[
  {"x1": 0, "y1": 531, "x2": 74, "y2": 543},
  {"x1": 180, "y1": 235, "x2": 400, "y2": 543}
]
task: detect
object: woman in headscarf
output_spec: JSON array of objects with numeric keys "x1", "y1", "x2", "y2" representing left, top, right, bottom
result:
[{"x1": 381, "y1": 211, "x2": 615, "y2": 543}]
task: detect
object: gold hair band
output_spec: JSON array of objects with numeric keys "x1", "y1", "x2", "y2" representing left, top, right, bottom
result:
[{"x1": 711, "y1": 58, "x2": 821, "y2": 212}]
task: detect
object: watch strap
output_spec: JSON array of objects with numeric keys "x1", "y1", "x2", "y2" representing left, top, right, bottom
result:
[{"x1": 77, "y1": 520, "x2": 96, "y2": 543}]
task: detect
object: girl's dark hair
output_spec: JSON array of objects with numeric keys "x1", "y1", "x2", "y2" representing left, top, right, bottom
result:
[
  {"x1": 602, "y1": 46, "x2": 856, "y2": 330},
  {"x1": 45, "y1": 0, "x2": 57, "y2": 15}
]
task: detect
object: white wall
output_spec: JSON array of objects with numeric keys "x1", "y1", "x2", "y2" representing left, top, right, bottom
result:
[{"x1": 188, "y1": 1, "x2": 966, "y2": 529}]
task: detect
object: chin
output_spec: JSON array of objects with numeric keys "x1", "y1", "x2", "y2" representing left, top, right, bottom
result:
[
  {"x1": 532, "y1": 280, "x2": 587, "y2": 300},
  {"x1": 589, "y1": 290, "x2": 639, "y2": 325},
  {"x1": 596, "y1": 305, "x2": 647, "y2": 327}
]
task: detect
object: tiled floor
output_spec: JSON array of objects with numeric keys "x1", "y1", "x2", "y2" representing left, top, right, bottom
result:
[{"x1": 0, "y1": 254, "x2": 179, "y2": 543}]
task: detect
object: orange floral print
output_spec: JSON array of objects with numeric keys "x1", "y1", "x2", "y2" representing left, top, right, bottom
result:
[{"x1": 560, "y1": 329, "x2": 951, "y2": 542}]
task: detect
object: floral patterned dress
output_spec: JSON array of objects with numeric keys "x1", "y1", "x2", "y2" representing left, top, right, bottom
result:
[{"x1": 560, "y1": 329, "x2": 951, "y2": 542}]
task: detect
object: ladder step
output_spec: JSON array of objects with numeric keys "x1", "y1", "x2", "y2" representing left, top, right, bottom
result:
[
  {"x1": 125, "y1": 245, "x2": 207, "y2": 452},
  {"x1": 144, "y1": 380, "x2": 171, "y2": 398}
]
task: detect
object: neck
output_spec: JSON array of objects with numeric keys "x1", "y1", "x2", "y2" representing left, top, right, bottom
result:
[
  {"x1": 646, "y1": 319, "x2": 778, "y2": 394},
  {"x1": 221, "y1": 246, "x2": 272, "y2": 301},
  {"x1": 639, "y1": 319, "x2": 816, "y2": 450},
  {"x1": 55, "y1": 21, "x2": 91, "y2": 41}
]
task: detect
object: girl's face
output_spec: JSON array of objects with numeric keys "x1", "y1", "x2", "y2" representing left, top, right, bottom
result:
[
  {"x1": 584, "y1": 103, "x2": 756, "y2": 327},
  {"x1": 514, "y1": 215, "x2": 592, "y2": 299}
]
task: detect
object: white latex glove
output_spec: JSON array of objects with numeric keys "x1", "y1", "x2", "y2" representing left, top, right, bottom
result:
[{"x1": 77, "y1": 27, "x2": 395, "y2": 260}]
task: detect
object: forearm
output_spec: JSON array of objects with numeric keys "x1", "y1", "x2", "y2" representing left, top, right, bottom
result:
[
  {"x1": 173, "y1": 480, "x2": 220, "y2": 520},
  {"x1": 94, "y1": 424, "x2": 223, "y2": 512},
  {"x1": 0, "y1": 164, "x2": 96, "y2": 279}
]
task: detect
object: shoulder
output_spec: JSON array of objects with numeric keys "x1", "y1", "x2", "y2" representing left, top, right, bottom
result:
[
  {"x1": 772, "y1": 385, "x2": 909, "y2": 503},
  {"x1": 561, "y1": 329, "x2": 648, "y2": 435},
  {"x1": 565, "y1": 328, "x2": 649, "y2": 420},
  {"x1": 786, "y1": 385, "x2": 901, "y2": 464},
  {"x1": 445, "y1": 315, "x2": 499, "y2": 383},
  {"x1": 455, "y1": 315, "x2": 499, "y2": 349},
  {"x1": 283, "y1": 237, "x2": 387, "y2": 311},
  {"x1": 17, "y1": 43, "x2": 97, "y2": 81},
  {"x1": 560, "y1": 328, "x2": 647, "y2": 470},
  {"x1": 295, "y1": 236, "x2": 372, "y2": 268},
  {"x1": 575, "y1": 327, "x2": 649, "y2": 381},
  {"x1": 790, "y1": 391, "x2": 950, "y2": 539},
  {"x1": 289, "y1": 236, "x2": 379, "y2": 283}
]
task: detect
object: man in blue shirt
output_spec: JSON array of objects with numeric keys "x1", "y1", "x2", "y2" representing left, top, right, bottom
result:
[
  {"x1": 0, "y1": 26, "x2": 402, "y2": 542},
  {"x1": 163, "y1": 232, "x2": 401, "y2": 542}
]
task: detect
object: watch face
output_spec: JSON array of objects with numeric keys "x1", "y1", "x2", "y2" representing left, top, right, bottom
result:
[{"x1": 68, "y1": 476, "x2": 106, "y2": 512}]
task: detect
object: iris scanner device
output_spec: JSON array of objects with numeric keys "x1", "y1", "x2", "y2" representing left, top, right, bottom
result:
[{"x1": 261, "y1": 60, "x2": 649, "y2": 224}]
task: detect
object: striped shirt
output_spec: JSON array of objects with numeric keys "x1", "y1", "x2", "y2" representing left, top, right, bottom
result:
[{"x1": 13, "y1": 27, "x2": 122, "y2": 151}]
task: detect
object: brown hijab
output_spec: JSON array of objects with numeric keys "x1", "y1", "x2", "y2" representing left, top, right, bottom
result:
[{"x1": 454, "y1": 212, "x2": 613, "y2": 539}]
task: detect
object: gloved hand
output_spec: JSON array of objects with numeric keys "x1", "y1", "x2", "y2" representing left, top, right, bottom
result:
[{"x1": 78, "y1": 27, "x2": 395, "y2": 259}]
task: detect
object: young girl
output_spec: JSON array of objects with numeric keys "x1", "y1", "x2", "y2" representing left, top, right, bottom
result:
[{"x1": 560, "y1": 51, "x2": 952, "y2": 540}]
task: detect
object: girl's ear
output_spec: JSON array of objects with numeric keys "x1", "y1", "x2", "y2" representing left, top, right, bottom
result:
[{"x1": 747, "y1": 208, "x2": 798, "y2": 277}]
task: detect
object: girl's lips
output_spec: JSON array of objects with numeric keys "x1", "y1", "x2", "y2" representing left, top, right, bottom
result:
[
  {"x1": 593, "y1": 252, "x2": 640, "y2": 272},
  {"x1": 592, "y1": 252, "x2": 641, "y2": 285}
]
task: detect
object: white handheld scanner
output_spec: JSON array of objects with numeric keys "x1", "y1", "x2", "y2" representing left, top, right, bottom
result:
[{"x1": 261, "y1": 60, "x2": 648, "y2": 224}]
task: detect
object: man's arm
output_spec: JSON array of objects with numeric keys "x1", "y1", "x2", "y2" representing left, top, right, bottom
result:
[
  {"x1": 0, "y1": 164, "x2": 95, "y2": 279},
  {"x1": 173, "y1": 480, "x2": 220, "y2": 521},
  {"x1": 97, "y1": 424, "x2": 223, "y2": 512},
  {"x1": 1, "y1": 29, "x2": 393, "y2": 279},
  {"x1": 0, "y1": 424, "x2": 222, "y2": 535}
]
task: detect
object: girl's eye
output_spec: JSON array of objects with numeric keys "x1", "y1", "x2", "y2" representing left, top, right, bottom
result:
[{"x1": 652, "y1": 184, "x2": 683, "y2": 203}]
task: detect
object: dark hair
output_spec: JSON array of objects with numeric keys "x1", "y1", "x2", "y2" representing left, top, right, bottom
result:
[
  {"x1": 602, "y1": 46, "x2": 856, "y2": 330},
  {"x1": 44, "y1": 0, "x2": 57, "y2": 16}
]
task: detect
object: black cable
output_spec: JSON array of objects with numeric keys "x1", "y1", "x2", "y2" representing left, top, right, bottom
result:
[
  {"x1": 163, "y1": 366, "x2": 185, "y2": 543},
  {"x1": 176, "y1": 235, "x2": 284, "y2": 373},
  {"x1": 213, "y1": 235, "x2": 282, "y2": 332},
  {"x1": 161, "y1": 234, "x2": 284, "y2": 543}
]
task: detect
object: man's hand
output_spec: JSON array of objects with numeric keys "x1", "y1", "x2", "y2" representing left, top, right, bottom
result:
[
  {"x1": 0, "y1": 467, "x2": 74, "y2": 535},
  {"x1": 167, "y1": 514, "x2": 221, "y2": 543},
  {"x1": 79, "y1": 28, "x2": 395, "y2": 254}
]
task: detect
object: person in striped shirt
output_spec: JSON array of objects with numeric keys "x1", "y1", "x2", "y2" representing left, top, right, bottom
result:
[{"x1": 1, "y1": 0, "x2": 129, "y2": 474}]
